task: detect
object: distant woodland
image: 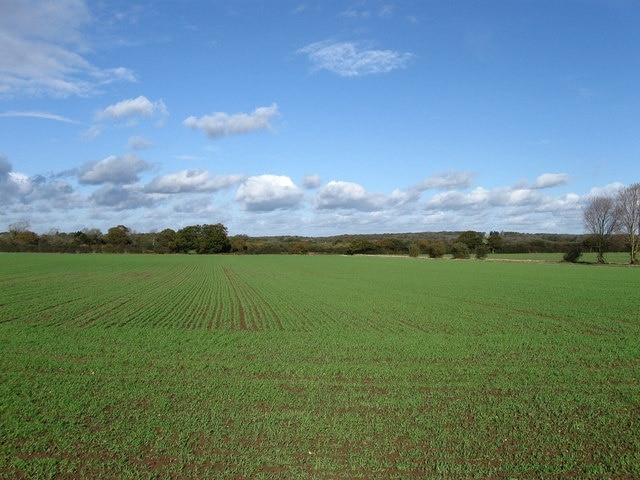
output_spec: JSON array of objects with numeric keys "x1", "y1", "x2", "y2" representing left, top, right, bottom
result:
[{"x1": 0, "y1": 221, "x2": 626, "y2": 257}]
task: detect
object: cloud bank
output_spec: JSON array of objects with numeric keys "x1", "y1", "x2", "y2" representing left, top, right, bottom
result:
[{"x1": 0, "y1": 152, "x2": 614, "y2": 235}]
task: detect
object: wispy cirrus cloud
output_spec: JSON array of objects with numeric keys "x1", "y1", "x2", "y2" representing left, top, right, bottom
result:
[
  {"x1": 183, "y1": 104, "x2": 279, "y2": 139},
  {"x1": 0, "y1": 110, "x2": 78, "y2": 123},
  {"x1": 298, "y1": 40, "x2": 414, "y2": 77}
]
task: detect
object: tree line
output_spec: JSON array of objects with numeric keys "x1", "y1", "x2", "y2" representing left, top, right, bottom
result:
[{"x1": 0, "y1": 221, "x2": 627, "y2": 258}]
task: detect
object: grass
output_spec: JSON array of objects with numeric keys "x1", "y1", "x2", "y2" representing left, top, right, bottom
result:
[
  {"x1": 0, "y1": 253, "x2": 639, "y2": 479},
  {"x1": 488, "y1": 251, "x2": 632, "y2": 264}
]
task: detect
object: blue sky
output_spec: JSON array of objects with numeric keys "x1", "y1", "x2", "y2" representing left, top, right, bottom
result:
[{"x1": 1, "y1": 0, "x2": 638, "y2": 236}]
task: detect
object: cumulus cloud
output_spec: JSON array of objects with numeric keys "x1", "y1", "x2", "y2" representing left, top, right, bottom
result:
[
  {"x1": 95, "y1": 96, "x2": 168, "y2": 123},
  {"x1": 585, "y1": 182, "x2": 624, "y2": 198},
  {"x1": 298, "y1": 40, "x2": 414, "y2": 77},
  {"x1": 145, "y1": 170, "x2": 245, "y2": 194},
  {"x1": 314, "y1": 180, "x2": 385, "y2": 211},
  {"x1": 388, "y1": 171, "x2": 476, "y2": 204},
  {"x1": 235, "y1": 175, "x2": 303, "y2": 211},
  {"x1": 183, "y1": 104, "x2": 279, "y2": 139},
  {"x1": 1, "y1": 156, "x2": 81, "y2": 210},
  {"x1": 90, "y1": 184, "x2": 152, "y2": 210},
  {"x1": 0, "y1": 156, "x2": 20, "y2": 202},
  {"x1": 0, "y1": 0, "x2": 135, "y2": 97},
  {"x1": 78, "y1": 154, "x2": 152, "y2": 185},
  {"x1": 531, "y1": 173, "x2": 570, "y2": 189}
]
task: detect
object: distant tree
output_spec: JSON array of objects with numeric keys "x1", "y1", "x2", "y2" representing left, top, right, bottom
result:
[
  {"x1": 198, "y1": 223, "x2": 231, "y2": 254},
  {"x1": 14, "y1": 230, "x2": 39, "y2": 252},
  {"x1": 487, "y1": 232, "x2": 504, "y2": 253},
  {"x1": 346, "y1": 238, "x2": 376, "y2": 255},
  {"x1": 475, "y1": 244, "x2": 489, "y2": 259},
  {"x1": 428, "y1": 240, "x2": 446, "y2": 258},
  {"x1": 583, "y1": 195, "x2": 618, "y2": 263},
  {"x1": 455, "y1": 231, "x2": 484, "y2": 252},
  {"x1": 175, "y1": 225, "x2": 201, "y2": 253},
  {"x1": 104, "y1": 225, "x2": 131, "y2": 252},
  {"x1": 290, "y1": 241, "x2": 310, "y2": 255},
  {"x1": 8, "y1": 220, "x2": 30, "y2": 235},
  {"x1": 230, "y1": 235, "x2": 249, "y2": 253},
  {"x1": 451, "y1": 242, "x2": 470, "y2": 259},
  {"x1": 408, "y1": 243, "x2": 421, "y2": 258},
  {"x1": 154, "y1": 228, "x2": 176, "y2": 254},
  {"x1": 616, "y1": 183, "x2": 640, "y2": 264},
  {"x1": 173, "y1": 224, "x2": 230, "y2": 254}
]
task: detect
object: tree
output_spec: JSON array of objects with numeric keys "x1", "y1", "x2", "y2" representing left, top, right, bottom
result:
[
  {"x1": 198, "y1": 223, "x2": 231, "y2": 254},
  {"x1": 154, "y1": 228, "x2": 176, "y2": 254},
  {"x1": 583, "y1": 195, "x2": 618, "y2": 263},
  {"x1": 408, "y1": 243, "x2": 421, "y2": 258},
  {"x1": 455, "y1": 231, "x2": 484, "y2": 252},
  {"x1": 475, "y1": 244, "x2": 489, "y2": 259},
  {"x1": 428, "y1": 240, "x2": 446, "y2": 258},
  {"x1": 451, "y1": 242, "x2": 470, "y2": 259},
  {"x1": 104, "y1": 225, "x2": 131, "y2": 252},
  {"x1": 14, "y1": 230, "x2": 39, "y2": 252},
  {"x1": 175, "y1": 225, "x2": 201, "y2": 253},
  {"x1": 616, "y1": 183, "x2": 640, "y2": 264},
  {"x1": 487, "y1": 232, "x2": 504, "y2": 253}
]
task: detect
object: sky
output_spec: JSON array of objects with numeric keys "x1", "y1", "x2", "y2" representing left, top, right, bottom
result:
[{"x1": 1, "y1": 0, "x2": 638, "y2": 236}]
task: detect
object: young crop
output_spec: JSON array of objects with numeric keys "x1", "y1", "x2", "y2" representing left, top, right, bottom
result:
[{"x1": 0, "y1": 253, "x2": 638, "y2": 479}]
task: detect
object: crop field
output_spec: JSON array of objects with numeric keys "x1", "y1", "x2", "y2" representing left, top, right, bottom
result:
[{"x1": 1, "y1": 253, "x2": 639, "y2": 479}]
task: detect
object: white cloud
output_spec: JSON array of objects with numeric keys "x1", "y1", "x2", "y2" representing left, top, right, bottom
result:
[
  {"x1": 90, "y1": 184, "x2": 152, "y2": 210},
  {"x1": 95, "y1": 96, "x2": 168, "y2": 122},
  {"x1": 532, "y1": 173, "x2": 570, "y2": 189},
  {"x1": 314, "y1": 180, "x2": 385, "y2": 211},
  {"x1": 235, "y1": 175, "x2": 303, "y2": 211},
  {"x1": 0, "y1": 110, "x2": 77, "y2": 123},
  {"x1": 298, "y1": 40, "x2": 414, "y2": 77},
  {"x1": 183, "y1": 104, "x2": 279, "y2": 139},
  {"x1": 302, "y1": 174, "x2": 322, "y2": 189},
  {"x1": 127, "y1": 136, "x2": 152, "y2": 150},
  {"x1": 1, "y1": 156, "x2": 81, "y2": 210},
  {"x1": 0, "y1": 0, "x2": 135, "y2": 97},
  {"x1": 78, "y1": 154, "x2": 151, "y2": 185},
  {"x1": 585, "y1": 182, "x2": 624, "y2": 198},
  {"x1": 415, "y1": 171, "x2": 475, "y2": 191},
  {"x1": 145, "y1": 170, "x2": 244, "y2": 194},
  {"x1": 426, "y1": 187, "x2": 491, "y2": 211}
]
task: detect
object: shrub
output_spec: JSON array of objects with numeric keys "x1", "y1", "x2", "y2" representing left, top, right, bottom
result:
[
  {"x1": 475, "y1": 244, "x2": 490, "y2": 259},
  {"x1": 563, "y1": 245, "x2": 583, "y2": 263},
  {"x1": 408, "y1": 243, "x2": 421, "y2": 258},
  {"x1": 429, "y1": 241, "x2": 446, "y2": 258},
  {"x1": 451, "y1": 242, "x2": 470, "y2": 259}
]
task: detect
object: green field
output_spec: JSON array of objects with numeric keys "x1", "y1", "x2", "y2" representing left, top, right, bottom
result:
[{"x1": 1, "y1": 254, "x2": 639, "y2": 479}]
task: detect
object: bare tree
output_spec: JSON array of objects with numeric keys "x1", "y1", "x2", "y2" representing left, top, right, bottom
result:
[
  {"x1": 616, "y1": 183, "x2": 640, "y2": 264},
  {"x1": 583, "y1": 195, "x2": 618, "y2": 263}
]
